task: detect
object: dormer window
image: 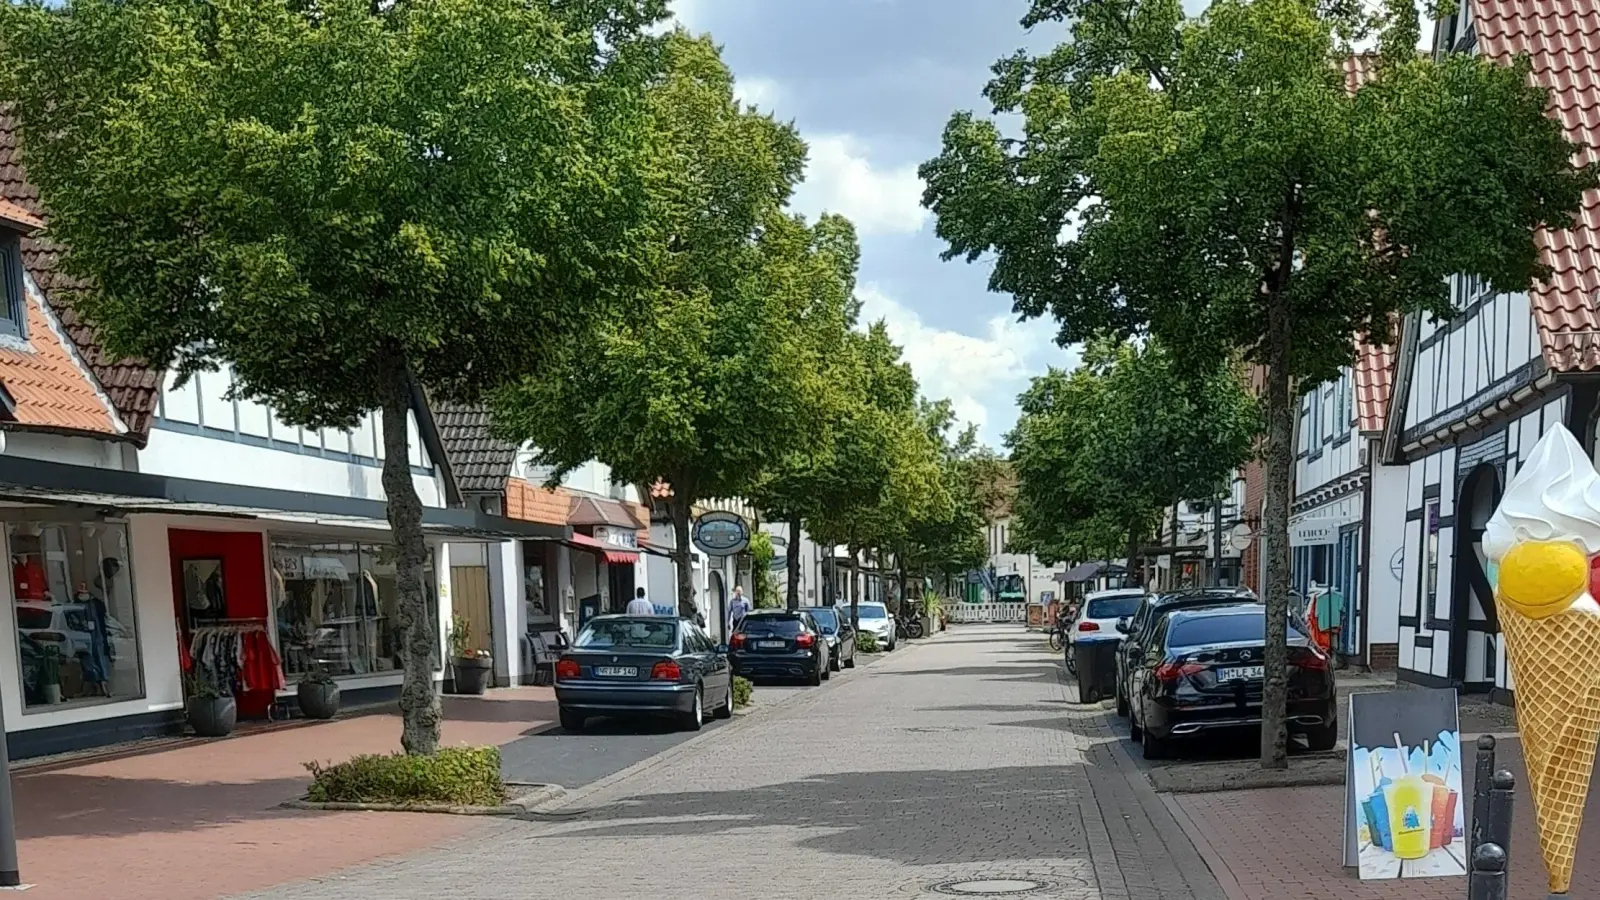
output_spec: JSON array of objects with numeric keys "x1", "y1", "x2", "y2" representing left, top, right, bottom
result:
[{"x1": 0, "y1": 232, "x2": 24, "y2": 339}]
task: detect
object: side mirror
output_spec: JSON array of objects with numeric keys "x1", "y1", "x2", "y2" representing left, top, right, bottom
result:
[
  {"x1": 1115, "y1": 617, "x2": 1131, "y2": 634},
  {"x1": 715, "y1": 643, "x2": 729, "y2": 655}
]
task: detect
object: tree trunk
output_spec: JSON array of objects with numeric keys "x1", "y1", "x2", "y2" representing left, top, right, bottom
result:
[
  {"x1": 671, "y1": 495, "x2": 695, "y2": 618},
  {"x1": 898, "y1": 559, "x2": 908, "y2": 618},
  {"x1": 1125, "y1": 521, "x2": 1141, "y2": 589},
  {"x1": 379, "y1": 361, "x2": 440, "y2": 757},
  {"x1": 787, "y1": 516, "x2": 802, "y2": 611},
  {"x1": 1260, "y1": 297, "x2": 1295, "y2": 770},
  {"x1": 848, "y1": 544, "x2": 860, "y2": 628}
]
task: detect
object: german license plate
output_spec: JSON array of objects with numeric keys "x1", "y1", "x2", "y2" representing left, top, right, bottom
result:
[
  {"x1": 1216, "y1": 665, "x2": 1263, "y2": 681},
  {"x1": 595, "y1": 666, "x2": 636, "y2": 677},
  {"x1": 757, "y1": 640, "x2": 785, "y2": 649}
]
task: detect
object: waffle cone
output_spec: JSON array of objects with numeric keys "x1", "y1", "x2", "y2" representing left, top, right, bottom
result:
[{"x1": 1499, "y1": 604, "x2": 1600, "y2": 894}]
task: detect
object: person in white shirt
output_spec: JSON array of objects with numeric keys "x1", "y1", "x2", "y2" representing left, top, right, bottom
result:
[{"x1": 625, "y1": 587, "x2": 654, "y2": 616}]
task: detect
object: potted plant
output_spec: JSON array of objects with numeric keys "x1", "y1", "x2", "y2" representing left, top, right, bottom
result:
[
  {"x1": 447, "y1": 614, "x2": 493, "y2": 696},
  {"x1": 185, "y1": 672, "x2": 237, "y2": 737},
  {"x1": 296, "y1": 660, "x2": 340, "y2": 720},
  {"x1": 38, "y1": 645, "x2": 62, "y2": 705}
]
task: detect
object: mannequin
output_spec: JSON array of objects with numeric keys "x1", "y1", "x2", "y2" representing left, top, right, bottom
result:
[{"x1": 76, "y1": 582, "x2": 112, "y2": 696}]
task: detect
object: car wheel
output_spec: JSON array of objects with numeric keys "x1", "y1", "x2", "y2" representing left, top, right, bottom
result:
[
  {"x1": 712, "y1": 684, "x2": 734, "y2": 720},
  {"x1": 829, "y1": 654, "x2": 841, "y2": 672},
  {"x1": 1304, "y1": 714, "x2": 1338, "y2": 752},
  {"x1": 678, "y1": 686, "x2": 704, "y2": 731},
  {"x1": 844, "y1": 653, "x2": 856, "y2": 669},
  {"x1": 1128, "y1": 709, "x2": 1143, "y2": 743},
  {"x1": 821, "y1": 661, "x2": 831, "y2": 680},
  {"x1": 1115, "y1": 686, "x2": 1129, "y2": 718},
  {"x1": 807, "y1": 662, "x2": 823, "y2": 686},
  {"x1": 887, "y1": 637, "x2": 896, "y2": 652},
  {"x1": 1141, "y1": 727, "x2": 1169, "y2": 761},
  {"x1": 559, "y1": 707, "x2": 586, "y2": 732}
]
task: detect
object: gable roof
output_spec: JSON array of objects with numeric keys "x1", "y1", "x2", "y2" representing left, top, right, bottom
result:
[
  {"x1": 1353, "y1": 340, "x2": 1396, "y2": 434},
  {"x1": 0, "y1": 110, "x2": 161, "y2": 443},
  {"x1": 432, "y1": 401, "x2": 517, "y2": 494},
  {"x1": 1471, "y1": 0, "x2": 1600, "y2": 371},
  {"x1": 0, "y1": 277, "x2": 123, "y2": 437}
]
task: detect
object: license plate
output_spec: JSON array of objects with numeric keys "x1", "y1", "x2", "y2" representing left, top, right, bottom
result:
[
  {"x1": 1216, "y1": 665, "x2": 1263, "y2": 681},
  {"x1": 757, "y1": 640, "x2": 785, "y2": 649},
  {"x1": 595, "y1": 666, "x2": 636, "y2": 677}
]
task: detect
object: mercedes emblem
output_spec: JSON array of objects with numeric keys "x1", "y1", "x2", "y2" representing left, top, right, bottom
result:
[{"x1": 1240, "y1": 650, "x2": 1252, "y2": 661}]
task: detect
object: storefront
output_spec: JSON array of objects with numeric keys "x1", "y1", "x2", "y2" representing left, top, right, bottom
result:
[{"x1": 0, "y1": 456, "x2": 565, "y2": 758}]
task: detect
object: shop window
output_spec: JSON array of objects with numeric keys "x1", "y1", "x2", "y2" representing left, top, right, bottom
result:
[
  {"x1": 525, "y1": 560, "x2": 549, "y2": 625},
  {"x1": 1424, "y1": 499, "x2": 1441, "y2": 616},
  {"x1": 272, "y1": 539, "x2": 439, "y2": 682},
  {"x1": 0, "y1": 235, "x2": 25, "y2": 339},
  {"x1": 8, "y1": 520, "x2": 143, "y2": 709}
]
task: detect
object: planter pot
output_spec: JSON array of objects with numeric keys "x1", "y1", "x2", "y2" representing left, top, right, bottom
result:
[
  {"x1": 42, "y1": 684, "x2": 61, "y2": 705},
  {"x1": 920, "y1": 615, "x2": 936, "y2": 635},
  {"x1": 449, "y1": 656, "x2": 493, "y2": 695},
  {"x1": 296, "y1": 680, "x2": 341, "y2": 720},
  {"x1": 187, "y1": 696, "x2": 237, "y2": 738}
]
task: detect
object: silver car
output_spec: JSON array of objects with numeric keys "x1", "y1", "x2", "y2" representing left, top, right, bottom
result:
[{"x1": 850, "y1": 601, "x2": 895, "y2": 651}]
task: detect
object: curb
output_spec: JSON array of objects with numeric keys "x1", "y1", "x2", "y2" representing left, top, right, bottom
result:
[
  {"x1": 521, "y1": 636, "x2": 927, "y2": 817},
  {"x1": 281, "y1": 782, "x2": 564, "y2": 817}
]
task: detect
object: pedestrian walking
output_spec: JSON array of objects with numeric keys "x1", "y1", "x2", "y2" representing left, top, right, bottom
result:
[
  {"x1": 626, "y1": 587, "x2": 653, "y2": 616},
  {"x1": 727, "y1": 586, "x2": 752, "y2": 635}
]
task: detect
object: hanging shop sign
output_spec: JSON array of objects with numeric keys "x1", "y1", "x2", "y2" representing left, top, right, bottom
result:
[
  {"x1": 591, "y1": 526, "x2": 638, "y2": 550},
  {"x1": 692, "y1": 511, "x2": 750, "y2": 556}
]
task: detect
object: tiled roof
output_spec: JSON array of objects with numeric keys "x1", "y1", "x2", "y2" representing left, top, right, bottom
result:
[
  {"x1": 0, "y1": 199, "x2": 41, "y2": 233},
  {"x1": 0, "y1": 110, "x2": 161, "y2": 441},
  {"x1": 1472, "y1": 0, "x2": 1600, "y2": 371},
  {"x1": 0, "y1": 281, "x2": 120, "y2": 436},
  {"x1": 506, "y1": 478, "x2": 571, "y2": 526},
  {"x1": 1342, "y1": 52, "x2": 1380, "y2": 93},
  {"x1": 1353, "y1": 339, "x2": 1396, "y2": 434},
  {"x1": 431, "y1": 401, "x2": 516, "y2": 493},
  {"x1": 568, "y1": 495, "x2": 646, "y2": 529}
]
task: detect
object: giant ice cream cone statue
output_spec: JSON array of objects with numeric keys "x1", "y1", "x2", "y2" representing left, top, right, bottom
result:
[{"x1": 1483, "y1": 424, "x2": 1600, "y2": 895}]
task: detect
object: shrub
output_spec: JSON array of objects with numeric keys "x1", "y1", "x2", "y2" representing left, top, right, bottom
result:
[
  {"x1": 856, "y1": 631, "x2": 880, "y2": 653},
  {"x1": 305, "y1": 746, "x2": 506, "y2": 806},
  {"x1": 732, "y1": 676, "x2": 754, "y2": 708}
]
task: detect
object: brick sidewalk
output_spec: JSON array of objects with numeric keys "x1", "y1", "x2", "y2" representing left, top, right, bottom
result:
[
  {"x1": 15, "y1": 687, "x2": 554, "y2": 900},
  {"x1": 1169, "y1": 736, "x2": 1600, "y2": 900}
]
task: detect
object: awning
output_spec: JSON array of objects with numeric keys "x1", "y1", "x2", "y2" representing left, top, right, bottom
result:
[
  {"x1": 1054, "y1": 561, "x2": 1126, "y2": 583},
  {"x1": 0, "y1": 455, "x2": 571, "y2": 542},
  {"x1": 565, "y1": 532, "x2": 639, "y2": 564}
]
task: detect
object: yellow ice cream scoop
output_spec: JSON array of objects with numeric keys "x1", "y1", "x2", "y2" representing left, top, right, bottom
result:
[{"x1": 1498, "y1": 540, "x2": 1588, "y2": 619}]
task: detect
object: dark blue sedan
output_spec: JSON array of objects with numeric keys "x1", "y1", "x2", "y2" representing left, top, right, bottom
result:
[
  {"x1": 555, "y1": 615, "x2": 733, "y2": 732},
  {"x1": 730, "y1": 610, "x2": 829, "y2": 686}
]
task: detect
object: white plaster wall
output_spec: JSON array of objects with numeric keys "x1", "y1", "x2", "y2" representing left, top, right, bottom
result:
[
  {"x1": 1365, "y1": 460, "x2": 1408, "y2": 646},
  {"x1": 2, "y1": 431, "x2": 124, "y2": 469}
]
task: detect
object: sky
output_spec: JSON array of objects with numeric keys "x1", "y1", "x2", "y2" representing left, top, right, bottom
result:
[{"x1": 670, "y1": 0, "x2": 1081, "y2": 448}]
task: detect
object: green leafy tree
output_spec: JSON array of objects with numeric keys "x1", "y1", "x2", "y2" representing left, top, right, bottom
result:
[
  {"x1": 492, "y1": 31, "x2": 824, "y2": 619},
  {"x1": 0, "y1": 0, "x2": 666, "y2": 756},
  {"x1": 895, "y1": 401, "x2": 990, "y2": 591},
  {"x1": 925, "y1": 0, "x2": 1595, "y2": 766}
]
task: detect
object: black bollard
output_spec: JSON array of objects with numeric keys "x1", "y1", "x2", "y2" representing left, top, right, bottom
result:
[
  {"x1": 1486, "y1": 769, "x2": 1515, "y2": 875},
  {"x1": 1467, "y1": 842, "x2": 1507, "y2": 900},
  {"x1": 1471, "y1": 735, "x2": 1496, "y2": 851}
]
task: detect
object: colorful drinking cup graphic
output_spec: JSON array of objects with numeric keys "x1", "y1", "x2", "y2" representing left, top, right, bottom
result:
[
  {"x1": 1429, "y1": 785, "x2": 1458, "y2": 850},
  {"x1": 1383, "y1": 734, "x2": 1431, "y2": 861}
]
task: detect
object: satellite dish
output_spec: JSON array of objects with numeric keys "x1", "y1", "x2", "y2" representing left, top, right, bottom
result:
[{"x1": 1226, "y1": 523, "x2": 1254, "y2": 552}]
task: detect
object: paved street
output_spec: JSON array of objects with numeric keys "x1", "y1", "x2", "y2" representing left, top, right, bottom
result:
[{"x1": 237, "y1": 625, "x2": 1227, "y2": 900}]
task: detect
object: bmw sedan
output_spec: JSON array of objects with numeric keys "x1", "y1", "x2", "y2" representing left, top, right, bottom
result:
[
  {"x1": 730, "y1": 610, "x2": 829, "y2": 685},
  {"x1": 1127, "y1": 604, "x2": 1336, "y2": 760},
  {"x1": 554, "y1": 615, "x2": 733, "y2": 733}
]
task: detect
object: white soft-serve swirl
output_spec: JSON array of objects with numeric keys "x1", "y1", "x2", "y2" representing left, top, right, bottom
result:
[{"x1": 1482, "y1": 424, "x2": 1600, "y2": 615}]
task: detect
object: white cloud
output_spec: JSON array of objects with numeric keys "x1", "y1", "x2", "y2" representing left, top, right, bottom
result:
[
  {"x1": 669, "y1": 0, "x2": 705, "y2": 29},
  {"x1": 792, "y1": 135, "x2": 929, "y2": 236},
  {"x1": 857, "y1": 283, "x2": 1077, "y2": 445},
  {"x1": 734, "y1": 76, "x2": 782, "y2": 109}
]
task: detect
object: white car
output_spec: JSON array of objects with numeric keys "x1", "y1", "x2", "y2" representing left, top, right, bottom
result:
[
  {"x1": 850, "y1": 601, "x2": 896, "y2": 651},
  {"x1": 1068, "y1": 588, "x2": 1146, "y2": 648}
]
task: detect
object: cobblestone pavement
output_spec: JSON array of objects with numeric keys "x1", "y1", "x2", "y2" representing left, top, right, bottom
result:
[{"x1": 238, "y1": 626, "x2": 1228, "y2": 900}]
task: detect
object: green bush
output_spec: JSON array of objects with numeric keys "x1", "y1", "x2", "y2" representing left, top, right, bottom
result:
[
  {"x1": 305, "y1": 746, "x2": 506, "y2": 806},
  {"x1": 856, "y1": 631, "x2": 880, "y2": 653},
  {"x1": 732, "y1": 676, "x2": 754, "y2": 707}
]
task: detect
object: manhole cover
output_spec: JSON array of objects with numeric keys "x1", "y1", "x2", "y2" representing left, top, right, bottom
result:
[
  {"x1": 929, "y1": 878, "x2": 1053, "y2": 896},
  {"x1": 902, "y1": 726, "x2": 973, "y2": 734}
]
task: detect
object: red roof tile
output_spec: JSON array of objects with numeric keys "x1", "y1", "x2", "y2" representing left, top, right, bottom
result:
[
  {"x1": 1472, "y1": 0, "x2": 1600, "y2": 371},
  {"x1": 0, "y1": 283, "x2": 120, "y2": 436},
  {"x1": 0, "y1": 110, "x2": 159, "y2": 441},
  {"x1": 0, "y1": 199, "x2": 41, "y2": 233},
  {"x1": 1354, "y1": 339, "x2": 1396, "y2": 434}
]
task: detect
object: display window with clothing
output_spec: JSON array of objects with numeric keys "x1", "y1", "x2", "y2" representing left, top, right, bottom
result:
[{"x1": 6, "y1": 519, "x2": 144, "y2": 709}]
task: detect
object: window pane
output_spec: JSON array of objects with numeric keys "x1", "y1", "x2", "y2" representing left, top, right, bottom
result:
[
  {"x1": 575, "y1": 619, "x2": 677, "y2": 649},
  {"x1": 738, "y1": 615, "x2": 804, "y2": 635},
  {"x1": 10, "y1": 520, "x2": 144, "y2": 709}
]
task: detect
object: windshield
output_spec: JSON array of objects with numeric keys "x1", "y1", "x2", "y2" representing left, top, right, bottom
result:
[
  {"x1": 740, "y1": 616, "x2": 804, "y2": 636},
  {"x1": 1167, "y1": 611, "x2": 1303, "y2": 647},
  {"x1": 806, "y1": 609, "x2": 839, "y2": 633},
  {"x1": 574, "y1": 619, "x2": 678, "y2": 650},
  {"x1": 1086, "y1": 595, "x2": 1142, "y2": 619},
  {"x1": 854, "y1": 605, "x2": 888, "y2": 619}
]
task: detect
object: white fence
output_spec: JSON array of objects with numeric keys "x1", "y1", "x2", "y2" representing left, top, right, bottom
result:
[{"x1": 945, "y1": 602, "x2": 1028, "y2": 624}]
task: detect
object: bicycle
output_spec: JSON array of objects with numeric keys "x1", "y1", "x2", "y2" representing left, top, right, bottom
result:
[{"x1": 1048, "y1": 616, "x2": 1067, "y2": 652}]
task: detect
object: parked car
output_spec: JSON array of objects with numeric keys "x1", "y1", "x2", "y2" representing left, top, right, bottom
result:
[
  {"x1": 850, "y1": 601, "x2": 895, "y2": 651},
  {"x1": 1126, "y1": 604, "x2": 1336, "y2": 760},
  {"x1": 1114, "y1": 588, "x2": 1260, "y2": 718},
  {"x1": 801, "y1": 606, "x2": 856, "y2": 671},
  {"x1": 554, "y1": 615, "x2": 733, "y2": 733},
  {"x1": 730, "y1": 610, "x2": 830, "y2": 685}
]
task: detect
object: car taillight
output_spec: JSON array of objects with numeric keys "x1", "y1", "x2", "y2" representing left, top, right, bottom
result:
[
  {"x1": 730, "y1": 633, "x2": 746, "y2": 649},
  {"x1": 796, "y1": 633, "x2": 816, "y2": 648},
  {"x1": 555, "y1": 658, "x2": 580, "y2": 679},
  {"x1": 651, "y1": 661, "x2": 681, "y2": 680},
  {"x1": 1077, "y1": 621, "x2": 1099, "y2": 632},
  {"x1": 1154, "y1": 661, "x2": 1206, "y2": 682},
  {"x1": 1292, "y1": 648, "x2": 1330, "y2": 670}
]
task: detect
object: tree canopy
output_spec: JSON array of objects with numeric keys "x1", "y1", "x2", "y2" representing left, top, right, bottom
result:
[
  {"x1": 923, "y1": 0, "x2": 1594, "y2": 765},
  {"x1": 0, "y1": 0, "x2": 671, "y2": 756}
]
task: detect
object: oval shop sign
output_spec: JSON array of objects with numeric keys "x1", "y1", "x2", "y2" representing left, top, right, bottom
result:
[{"x1": 693, "y1": 511, "x2": 750, "y2": 556}]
